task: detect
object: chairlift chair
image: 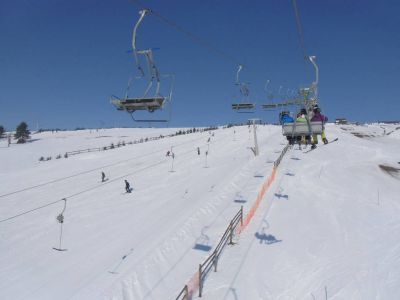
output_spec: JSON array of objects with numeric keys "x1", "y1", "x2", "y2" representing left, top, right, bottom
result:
[
  {"x1": 282, "y1": 121, "x2": 323, "y2": 137},
  {"x1": 262, "y1": 80, "x2": 278, "y2": 111},
  {"x1": 281, "y1": 90, "x2": 322, "y2": 140},
  {"x1": 111, "y1": 9, "x2": 174, "y2": 123},
  {"x1": 231, "y1": 65, "x2": 255, "y2": 113}
]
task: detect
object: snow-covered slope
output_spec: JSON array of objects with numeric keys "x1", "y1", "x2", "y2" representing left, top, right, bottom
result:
[
  {"x1": 198, "y1": 124, "x2": 400, "y2": 300},
  {"x1": 1, "y1": 124, "x2": 399, "y2": 300}
]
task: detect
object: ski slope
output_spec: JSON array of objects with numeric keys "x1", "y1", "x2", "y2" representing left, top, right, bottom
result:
[{"x1": 1, "y1": 123, "x2": 399, "y2": 300}]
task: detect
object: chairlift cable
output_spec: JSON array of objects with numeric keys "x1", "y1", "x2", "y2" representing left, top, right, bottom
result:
[
  {"x1": 0, "y1": 199, "x2": 65, "y2": 223},
  {"x1": 130, "y1": 0, "x2": 242, "y2": 66},
  {"x1": 291, "y1": 0, "x2": 308, "y2": 60},
  {"x1": 131, "y1": 0, "x2": 305, "y2": 109}
]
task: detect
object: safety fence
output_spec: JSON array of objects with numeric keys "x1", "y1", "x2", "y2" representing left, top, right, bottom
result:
[
  {"x1": 175, "y1": 143, "x2": 291, "y2": 299},
  {"x1": 39, "y1": 126, "x2": 221, "y2": 162},
  {"x1": 273, "y1": 143, "x2": 290, "y2": 169},
  {"x1": 66, "y1": 137, "x2": 160, "y2": 156},
  {"x1": 237, "y1": 143, "x2": 289, "y2": 234},
  {"x1": 176, "y1": 207, "x2": 243, "y2": 300}
]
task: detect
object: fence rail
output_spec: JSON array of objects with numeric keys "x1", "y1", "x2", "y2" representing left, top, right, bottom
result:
[
  {"x1": 198, "y1": 206, "x2": 243, "y2": 297},
  {"x1": 66, "y1": 147, "x2": 102, "y2": 156},
  {"x1": 175, "y1": 285, "x2": 189, "y2": 300},
  {"x1": 273, "y1": 143, "x2": 290, "y2": 168},
  {"x1": 175, "y1": 143, "x2": 291, "y2": 299}
]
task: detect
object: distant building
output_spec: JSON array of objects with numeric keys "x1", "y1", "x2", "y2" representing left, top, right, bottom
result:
[{"x1": 335, "y1": 118, "x2": 348, "y2": 125}]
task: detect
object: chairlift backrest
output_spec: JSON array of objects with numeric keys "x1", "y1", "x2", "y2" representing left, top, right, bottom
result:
[{"x1": 282, "y1": 121, "x2": 323, "y2": 136}]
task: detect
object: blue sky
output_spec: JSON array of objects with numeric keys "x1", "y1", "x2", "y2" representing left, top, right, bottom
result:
[{"x1": 1, "y1": 0, "x2": 399, "y2": 130}]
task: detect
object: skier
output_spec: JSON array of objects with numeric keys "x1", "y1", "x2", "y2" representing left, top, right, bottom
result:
[
  {"x1": 311, "y1": 105, "x2": 328, "y2": 148},
  {"x1": 166, "y1": 150, "x2": 170, "y2": 157},
  {"x1": 197, "y1": 147, "x2": 200, "y2": 155},
  {"x1": 125, "y1": 180, "x2": 131, "y2": 193},
  {"x1": 101, "y1": 171, "x2": 106, "y2": 182}
]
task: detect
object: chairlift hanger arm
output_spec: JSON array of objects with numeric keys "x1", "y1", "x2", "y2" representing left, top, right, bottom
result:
[
  {"x1": 235, "y1": 64, "x2": 243, "y2": 85},
  {"x1": 309, "y1": 56, "x2": 319, "y2": 99},
  {"x1": 132, "y1": 9, "x2": 150, "y2": 77},
  {"x1": 264, "y1": 79, "x2": 270, "y2": 92}
]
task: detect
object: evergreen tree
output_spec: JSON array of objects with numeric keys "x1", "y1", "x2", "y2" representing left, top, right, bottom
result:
[
  {"x1": 15, "y1": 122, "x2": 30, "y2": 143},
  {"x1": 0, "y1": 125, "x2": 4, "y2": 138}
]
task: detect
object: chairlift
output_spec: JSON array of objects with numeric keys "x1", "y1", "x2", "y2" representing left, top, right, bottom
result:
[
  {"x1": 111, "y1": 9, "x2": 174, "y2": 123},
  {"x1": 280, "y1": 56, "x2": 323, "y2": 140},
  {"x1": 231, "y1": 65, "x2": 255, "y2": 113},
  {"x1": 280, "y1": 97, "x2": 321, "y2": 140},
  {"x1": 261, "y1": 80, "x2": 278, "y2": 110}
]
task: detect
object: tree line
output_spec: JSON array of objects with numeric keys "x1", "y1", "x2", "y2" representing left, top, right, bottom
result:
[{"x1": 0, "y1": 122, "x2": 31, "y2": 143}]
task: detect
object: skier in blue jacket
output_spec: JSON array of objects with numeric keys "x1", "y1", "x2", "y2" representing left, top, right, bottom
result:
[
  {"x1": 280, "y1": 111, "x2": 294, "y2": 124},
  {"x1": 280, "y1": 112, "x2": 295, "y2": 145}
]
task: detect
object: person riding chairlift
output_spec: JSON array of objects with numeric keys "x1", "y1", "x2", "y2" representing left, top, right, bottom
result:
[
  {"x1": 311, "y1": 105, "x2": 328, "y2": 148},
  {"x1": 280, "y1": 111, "x2": 295, "y2": 145},
  {"x1": 296, "y1": 108, "x2": 311, "y2": 145}
]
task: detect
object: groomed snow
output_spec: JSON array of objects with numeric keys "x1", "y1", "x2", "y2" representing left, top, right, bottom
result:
[{"x1": 1, "y1": 123, "x2": 399, "y2": 299}]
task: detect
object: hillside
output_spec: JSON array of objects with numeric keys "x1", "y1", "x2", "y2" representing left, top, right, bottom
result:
[{"x1": 1, "y1": 123, "x2": 399, "y2": 299}]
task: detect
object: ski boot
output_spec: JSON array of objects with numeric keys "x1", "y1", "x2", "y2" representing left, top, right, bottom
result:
[
  {"x1": 311, "y1": 144, "x2": 317, "y2": 150},
  {"x1": 323, "y1": 138, "x2": 328, "y2": 144}
]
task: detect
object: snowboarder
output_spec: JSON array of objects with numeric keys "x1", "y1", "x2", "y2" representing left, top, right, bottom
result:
[
  {"x1": 101, "y1": 171, "x2": 106, "y2": 182},
  {"x1": 311, "y1": 105, "x2": 328, "y2": 148},
  {"x1": 125, "y1": 180, "x2": 131, "y2": 193},
  {"x1": 197, "y1": 147, "x2": 200, "y2": 155}
]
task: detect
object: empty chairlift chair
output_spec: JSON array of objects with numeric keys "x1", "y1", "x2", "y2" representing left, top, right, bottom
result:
[
  {"x1": 111, "y1": 9, "x2": 174, "y2": 123},
  {"x1": 231, "y1": 65, "x2": 255, "y2": 113},
  {"x1": 261, "y1": 80, "x2": 278, "y2": 111}
]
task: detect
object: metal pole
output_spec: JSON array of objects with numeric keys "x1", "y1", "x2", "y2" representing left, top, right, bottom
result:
[
  {"x1": 229, "y1": 221, "x2": 234, "y2": 244},
  {"x1": 184, "y1": 285, "x2": 188, "y2": 300},
  {"x1": 253, "y1": 120, "x2": 259, "y2": 156},
  {"x1": 309, "y1": 56, "x2": 319, "y2": 100},
  {"x1": 249, "y1": 119, "x2": 260, "y2": 156},
  {"x1": 199, "y1": 264, "x2": 202, "y2": 297},
  {"x1": 240, "y1": 206, "x2": 243, "y2": 226},
  {"x1": 58, "y1": 222, "x2": 63, "y2": 249}
]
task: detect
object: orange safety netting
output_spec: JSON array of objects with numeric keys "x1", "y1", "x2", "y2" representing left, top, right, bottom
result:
[{"x1": 184, "y1": 165, "x2": 278, "y2": 298}]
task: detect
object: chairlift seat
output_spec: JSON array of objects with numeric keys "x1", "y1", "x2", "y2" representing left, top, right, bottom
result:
[
  {"x1": 232, "y1": 103, "x2": 255, "y2": 110},
  {"x1": 111, "y1": 97, "x2": 165, "y2": 112},
  {"x1": 262, "y1": 103, "x2": 278, "y2": 109},
  {"x1": 282, "y1": 121, "x2": 324, "y2": 136}
]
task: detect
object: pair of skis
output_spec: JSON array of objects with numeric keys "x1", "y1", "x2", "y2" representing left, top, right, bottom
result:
[{"x1": 304, "y1": 138, "x2": 339, "y2": 153}]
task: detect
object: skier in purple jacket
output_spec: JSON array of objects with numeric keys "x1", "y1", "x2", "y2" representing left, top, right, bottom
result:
[{"x1": 311, "y1": 106, "x2": 328, "y2": 147}]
